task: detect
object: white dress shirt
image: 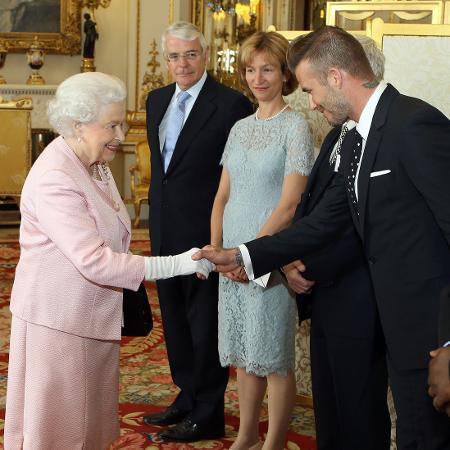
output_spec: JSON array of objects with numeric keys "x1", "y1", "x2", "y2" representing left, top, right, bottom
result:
[
  {"x1": 354, "y1": 82, "x2": 387, "y2": 199},
  {"x1": 158, "y1": 71, "x2": 207, "y2": 153}
]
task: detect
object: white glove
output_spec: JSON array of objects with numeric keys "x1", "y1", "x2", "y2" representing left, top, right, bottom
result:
[{"x1": 144, "y1": 247, "x2": 215, "y2": 281}]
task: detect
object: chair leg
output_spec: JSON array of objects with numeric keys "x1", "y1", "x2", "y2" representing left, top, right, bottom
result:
[{"x1": 133, "y1": 201, "x2": 141, "y2": 228}]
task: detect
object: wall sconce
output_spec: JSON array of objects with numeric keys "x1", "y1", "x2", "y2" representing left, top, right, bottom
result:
[
  {"x1": 206, "y1": 0, "x2": 260, "y2": 89},
  {"x1": 80, "y1": 0, "x2": 112, "y2": 16},
  {"x1": 208, "y1": 0, "x2": 260, "y2": 21},
  {"x1": 208, "y1": 0, "x2": 260, "y2": 44}
]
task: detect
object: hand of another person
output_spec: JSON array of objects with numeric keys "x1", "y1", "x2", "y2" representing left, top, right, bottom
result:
[
  {"x1": 283, "y1": 259, "x2": 315, "y2": 294},
  {"x1": 196, "y1": 244, "x2": 220, "y2": 280},
  {"x1": 223, "y1": 266, "x2": 249, "y2": 283},
  {"x1": 176, "y1": 248, "x2": 216, "y2": 279},
  {"x1": 282, "y1": 259, "x2": 306, "y2": 274},
  {"x1": 144, "y1": 248, "x2": 215, "y2": 281},
  {"x1": 428, "y1": 346, "x2": 450, "y2": 417},
  {"x1": 192, "y1": 246, "x2": 240, "y2": 273}
]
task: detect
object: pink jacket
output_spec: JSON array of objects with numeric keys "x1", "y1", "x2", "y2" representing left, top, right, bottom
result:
[{"x1": 10, "y1": 136, "x2": 145, "y2": 340}]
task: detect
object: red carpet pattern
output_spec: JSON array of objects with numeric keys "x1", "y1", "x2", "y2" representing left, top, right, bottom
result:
[{"x1": 0, "y1": 240, "x2": 316, "y2": 449}]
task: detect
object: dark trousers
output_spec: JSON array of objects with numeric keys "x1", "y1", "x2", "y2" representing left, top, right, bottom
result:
[
  {"x1": 388, "y1": 360, "x2": 450, "y2": 450},
  {"x1": 156, "y1": 272, "x2": 228, "y2": 426},
  {"x1": 310, "y1": 322, "x2": 391, "y2": 450}
]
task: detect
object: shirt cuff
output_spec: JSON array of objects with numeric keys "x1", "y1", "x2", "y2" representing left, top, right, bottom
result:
[
  {"x1": 254, "y1": 273, "x2": 271, "y2": 288},
  {"x1": 239, "y1": 244, "x2": 254, "y2": 280},
  {"x1": 444, "y1": 341, "x2": 450, "y2": 347},
  {"x1": 239, "y1": 244, "x2": 270, "y2": 287}
]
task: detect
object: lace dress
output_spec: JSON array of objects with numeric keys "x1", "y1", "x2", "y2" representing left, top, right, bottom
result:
[{"x1": 219, "y1": 110, "x2": 314, "y2": 376}]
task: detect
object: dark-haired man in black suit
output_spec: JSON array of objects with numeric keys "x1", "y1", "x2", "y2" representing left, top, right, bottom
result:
[
  {"x1": 144, "y1": 21, "x2": 252, "y2": 442},
  {"x1": 283, "y1": 36, "x2": 390, "y2": 450},
  {"x1": 285, "y1": 128, "x2": 390, "y2": 449},
  {"x1": 195, "y1": 26, "x2": 450, "y2": 449}
]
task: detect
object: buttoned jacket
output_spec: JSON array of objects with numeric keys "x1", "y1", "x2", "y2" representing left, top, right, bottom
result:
[{"x1": 10, "y1": 136, "x2": 145, "y2": 340}]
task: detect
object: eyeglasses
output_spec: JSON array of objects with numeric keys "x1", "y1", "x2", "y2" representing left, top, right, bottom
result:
[
  {"x1": 166, "y1": 50, "x2": 201, "y2": 63},
  {"x1": 104, "y1": 121, "x2": 129, "y2": 134}
]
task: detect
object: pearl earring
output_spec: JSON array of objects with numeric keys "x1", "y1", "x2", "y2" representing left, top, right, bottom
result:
[{"x1": 77, "y1": 137, "x2": 82, "y2": 143}]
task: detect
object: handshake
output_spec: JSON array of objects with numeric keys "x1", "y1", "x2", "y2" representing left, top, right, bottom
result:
[{"x1": 143, "y1": 246, "x2": 242, "y2": 282}]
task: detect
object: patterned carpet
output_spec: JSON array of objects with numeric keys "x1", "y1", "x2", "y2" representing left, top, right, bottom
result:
[{"x1": 0, "y1": 239, "x2": 317, "y2": 449}]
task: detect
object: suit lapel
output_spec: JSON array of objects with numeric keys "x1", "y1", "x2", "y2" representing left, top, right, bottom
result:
[
  {"x1": 307, "y1": 127, "x2": 341, "y2": 211},
  {"x1": 165, "y1": 75, "x2": 218, "y2": 175},
  {"x1": 357, "y1": 84, "x2": 399, "y2": 239},
  {"x1": 295, "y1": 126, "x2": 340, "y2": 219},
  {"x1": 151, "y1": 85, "x2": 175, "y2": 172}
]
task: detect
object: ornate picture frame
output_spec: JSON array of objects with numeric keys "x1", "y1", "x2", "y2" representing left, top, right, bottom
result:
[{"x1": 0, "y1": 0, "x2": 81, "y2": 55}]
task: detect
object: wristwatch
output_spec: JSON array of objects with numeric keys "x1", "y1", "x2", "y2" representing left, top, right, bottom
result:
[{"x1": 234, "y1": 248, "x2": 244, "y2": 267}]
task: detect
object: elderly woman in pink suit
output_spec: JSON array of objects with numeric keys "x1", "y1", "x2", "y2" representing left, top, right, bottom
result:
[{"x1": 4, "y1": 72, "x2": 213, "y2": 450}]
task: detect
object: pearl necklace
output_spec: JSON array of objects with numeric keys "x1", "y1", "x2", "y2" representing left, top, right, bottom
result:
[{"x1": 255, "y1": 104, "x2": 289, "y2": 121}]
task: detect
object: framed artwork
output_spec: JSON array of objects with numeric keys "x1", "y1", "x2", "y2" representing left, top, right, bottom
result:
[{"x1": 0, "y1": 0, "x2": 81, "y2": 55}]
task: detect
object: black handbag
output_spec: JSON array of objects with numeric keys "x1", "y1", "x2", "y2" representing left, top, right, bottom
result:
[{"x1": 121, "y1": 282, "x2": 153, "y2": 336}]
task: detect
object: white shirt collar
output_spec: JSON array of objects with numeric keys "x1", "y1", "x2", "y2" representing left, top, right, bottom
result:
[
  {"x1": 174, "y1": 71, "x2": 207, "y2": 101},
  {"x1": 356, "y1": 81, "x2": 387, "y2": 140}
]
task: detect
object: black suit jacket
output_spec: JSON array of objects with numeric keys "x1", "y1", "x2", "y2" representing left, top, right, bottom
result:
[
  {"x1": 246, "y1": 84, "x2": 450, "y2": 369},
  {"x1": 296, "y1": 126, "x2": 366, "y2": 283},
  {"x1": 146, "y1": 75, "x2": 253, "y2": 255},
  {"x1": 295, "y1": 126, "x2": 377, "y2": 339}
]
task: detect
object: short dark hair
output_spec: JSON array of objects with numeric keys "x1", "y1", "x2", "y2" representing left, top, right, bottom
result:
[
  {"x1": 238, "y1": 31, "x2": 298, "y2": 96},
  {"x1": 287, "y1": 26, "x2": 375, "y2": 84}
]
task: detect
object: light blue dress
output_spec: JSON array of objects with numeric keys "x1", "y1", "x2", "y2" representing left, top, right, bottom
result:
[{"x1": 219, "y1": 110, "x2": 314, "y2": 376}]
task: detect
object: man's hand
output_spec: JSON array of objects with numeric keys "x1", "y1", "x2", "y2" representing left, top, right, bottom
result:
[
  {"x1": 283, "y1": 259, "x2": 315, "y2": 294},
  {"x1": 428, "y1": 346, "x2": 450, "y2": 417},
  {"x1": 224, "y1": 266, "x2": 249, "y2": 283},
  {"x1": 193, "y1": 246, "x2": 241, "y2": 273}
]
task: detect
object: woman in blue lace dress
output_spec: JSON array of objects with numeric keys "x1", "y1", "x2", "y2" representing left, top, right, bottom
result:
[{"x1": 210, "y1": 32, "x2": 314, "y2": 449}]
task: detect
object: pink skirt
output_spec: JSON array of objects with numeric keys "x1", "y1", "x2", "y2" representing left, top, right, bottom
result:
[{"x1": 4, "y1": 315, "x2": 120, "y2": 450}]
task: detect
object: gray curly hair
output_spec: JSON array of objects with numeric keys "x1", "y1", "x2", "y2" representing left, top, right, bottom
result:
[
  {"x1": 47, "y1": 72, "x2": 126, "y2": 137},
  {"x1": 354, "y1": 35, "x2": 385, "y2": 81}
]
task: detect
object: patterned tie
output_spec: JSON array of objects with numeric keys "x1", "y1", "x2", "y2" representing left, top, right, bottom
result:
[
  {"x1": 329, "y1": 122, "x2": 349, "y2": 167},
  {"x1": 162, "y1": 90, "x2": 191, "y2": 172},
  {"x1": 347, "y1": 130, "x2": 363, "y2": 213}
]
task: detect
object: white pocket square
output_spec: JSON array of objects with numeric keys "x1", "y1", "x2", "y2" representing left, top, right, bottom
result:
[{"x1": 370, "y1": 170, "x2": 391, "y2": 178}]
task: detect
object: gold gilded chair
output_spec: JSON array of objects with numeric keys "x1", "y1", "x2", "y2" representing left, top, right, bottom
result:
[
  {"x1": 129, "y1": 140, "x2": 150, "y2": 228},
  {"x1": 0, "y1": 97, "x2": 33, "y2": 206}
]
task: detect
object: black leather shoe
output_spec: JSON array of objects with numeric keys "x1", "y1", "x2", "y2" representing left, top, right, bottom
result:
[
  {"x1": 158, "y1": 418, "x2": 225, "y2": 442},
  {"x1": 143, "y1": 406, "x2": 189, "y2": 427}
]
